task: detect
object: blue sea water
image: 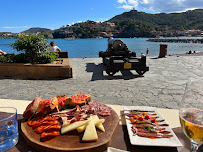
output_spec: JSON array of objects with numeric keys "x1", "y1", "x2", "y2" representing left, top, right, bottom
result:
[{"x1": 0, "y1": 38, "x2": 203, "y2": 58}]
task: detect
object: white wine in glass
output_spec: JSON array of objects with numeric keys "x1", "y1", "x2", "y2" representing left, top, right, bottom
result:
[{"x1": 179, "y1": 80, "x2": 203, "y2": 152}]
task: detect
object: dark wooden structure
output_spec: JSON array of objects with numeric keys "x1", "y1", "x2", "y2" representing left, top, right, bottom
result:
[
  {"x1": 58, "y1": 52, "x2": 68, "y2": 58},
  {"x1": 99, "y1": 38, "x2": 149, "y2": 76},
  {"x1": 159, "y1": 44, "x2": 168, "y2": 58}
]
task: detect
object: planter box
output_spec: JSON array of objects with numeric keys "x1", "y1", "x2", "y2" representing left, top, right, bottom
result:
[{"x1": 0, "y1": 58, "x2": 72, "y2": 79}]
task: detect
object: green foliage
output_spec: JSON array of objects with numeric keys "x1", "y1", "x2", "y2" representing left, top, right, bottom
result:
[
  {"x1": 109, "y1": 9, "x2": 203, "y2": 31},
  {"x1": 13, "y1": 53, "x2": 32, "y2": 63},
  {"x1": 114, "y1": 20, "x2": 154, "y2": 38},
  {"x1": 22, "y1": 27, "x2": 51, "y2": 34},
  {"x1": 0, "y1": 52, "x2": 59, "y2": 64},
  {"x1": 0, "y1": 55, "x2": 7, "y2": 63},
  {"x1": 37, "y1": 52, "x2": 59, "y2": 64},
  {"x1": 73, "y1": 24, "x2": 100, "y2": 38},
  {"x1": 12, "y1": 34, "x2": 49, "y2": 63}
]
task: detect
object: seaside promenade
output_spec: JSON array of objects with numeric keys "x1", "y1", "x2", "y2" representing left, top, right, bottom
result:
[{"x1": 0, "y1": 55, "x2": 202, "y2": 109}]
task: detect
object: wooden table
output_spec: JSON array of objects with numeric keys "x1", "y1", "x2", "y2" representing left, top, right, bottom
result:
[{"x1": 0, "y1": 99, "x2": 202, "y2": 152}]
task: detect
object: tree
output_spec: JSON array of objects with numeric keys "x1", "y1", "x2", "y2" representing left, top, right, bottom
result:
[{"x1": 12, "y1": 34, "x2": 49, "y2": 63}]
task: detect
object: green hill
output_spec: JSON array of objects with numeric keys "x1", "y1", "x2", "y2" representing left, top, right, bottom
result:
[
  {"x1": 108, "y1": 9, "x2": 203, "y2": 30},
  {"x1": 22, "y1": 27, "x2": 51, "y2": 33}
]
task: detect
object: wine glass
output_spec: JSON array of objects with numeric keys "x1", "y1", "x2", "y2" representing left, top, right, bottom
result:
[{"x1": 179, "y1": 80, "x2": 203, "y2": 152}]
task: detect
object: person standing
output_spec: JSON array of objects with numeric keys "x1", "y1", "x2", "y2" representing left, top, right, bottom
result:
[
  {"x1": 47, "y1": 41, "x2": 61, "y2": 52},
  {"x1": 146, "y1": 48, "x2": 149, "y2": 56}
]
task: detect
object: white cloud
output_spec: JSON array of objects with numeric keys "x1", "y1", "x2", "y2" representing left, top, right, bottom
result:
[
  {"x1": 118, "y1": 4, "x2": 135, "y2": 9},
  {"x1": 128, "y1": 0, "x2": 138, "y2": 6},
  {"x1": 118, "y1": 0, "x2": 138, "y2": 10},
  {"x1": 117, "y1": 0, "x2": 127, "y2": 4},
  {"x1": 116, "y1": 0, "x2": 203, "y2": 13},
  {"x1": 142, "y1": 0, "x2": 149, "y2": 4},
  {"x1": 2, "y1": 26, "x2": 30, "y2": 29}
]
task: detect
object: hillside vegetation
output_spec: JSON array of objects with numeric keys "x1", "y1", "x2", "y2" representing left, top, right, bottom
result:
[
  {"x1": 109, "y1": 9, "x2": 203, "y2": 30},
  {"x1": 22, "y1": 27, "x2": 51, "y2": 33},
  {"x1": 15, "y1": 9, "x2": 203, "y2": 38}
]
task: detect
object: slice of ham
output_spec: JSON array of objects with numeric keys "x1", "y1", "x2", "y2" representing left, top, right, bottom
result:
[
  {"x1": 81, "y1": 101, "x2": 112, "y2": 116},
  {"x1": 136, "y1": 132, "x2": 173, "y2": 138},
  {"x1": 23, "y1": 97, "x2": 42, "y2": 119}
]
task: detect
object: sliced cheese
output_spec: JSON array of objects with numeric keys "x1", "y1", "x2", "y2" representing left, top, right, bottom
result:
[
  {"x1": 82, "y1": 119, "x2": 98, "y2": 142},
  {"x1": 61, "y1": 120, "x2": 90, "y2": 134},
  {"x1": 76, "y1": 124, "x2": 87, "y2": 133},
  {"x1": 76, "y1": 118, "x2": 105, "y2": 133},
  {"x1": 92, "y1": 115, "x2": 105, "y2": 132}
]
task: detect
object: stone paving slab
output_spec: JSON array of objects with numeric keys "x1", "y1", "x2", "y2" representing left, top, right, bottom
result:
[{"x1": 0, "y1": 55, "x2": 203, "y2": 109}]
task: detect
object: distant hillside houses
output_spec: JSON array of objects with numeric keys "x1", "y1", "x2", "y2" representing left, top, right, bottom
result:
[
  {"x1": 151, "y1": 29, "x2": 203, "y2": 37},
  {"x1": 53, "y1": 21, "x2": 117, "y2": 38}
]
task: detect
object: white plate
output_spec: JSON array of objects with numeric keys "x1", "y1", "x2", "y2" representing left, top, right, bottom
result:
[
  {"x1": 107, "y1": 147, "x2": 130, "y2": 152},
  {"x1": 123, "y1": 106, "x2": 183, "y2": 147}
]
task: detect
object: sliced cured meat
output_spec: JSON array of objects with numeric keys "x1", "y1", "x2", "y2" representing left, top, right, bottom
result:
[
  {"x1": 41, "y1": 131, "x2": 60, "y2": 142},
  {"x1": 31, "y1": 120, "x2": 60, "y2": 129},
  {"x1": 136, "y1": 132, "x2": 173, "y2": 138},
  {"x1": 81, "y1": 101, "x2": 112, "y2": 116},
  {"x1": 34, "y1": 124, "x2": 61, "y2": 134},
  {"x1": 28, "y1": 115, "x2": 56, "y2": 126},
  {"x1": 23, "y1": 97, "x2": 42, "y2": 119}
]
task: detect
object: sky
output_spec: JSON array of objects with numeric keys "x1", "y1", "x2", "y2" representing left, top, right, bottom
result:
[{"x1": 1, "y1": 0, "x2": 203, "y2": 33}]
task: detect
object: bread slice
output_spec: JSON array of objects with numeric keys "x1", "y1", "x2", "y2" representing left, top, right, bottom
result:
[
  {"x1": 65, "y1": 94, "x2": 91, "y2": 106},
  {"x1": 23, "y1": 97, "x2": 42, "y2": 119}
]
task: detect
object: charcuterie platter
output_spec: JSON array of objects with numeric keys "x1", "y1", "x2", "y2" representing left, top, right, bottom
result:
[
  {"x1": 21, "y1": 94, "x2": 119, "y2": 152},
  {"x1": 123, "y1": 106, "x2": 182, "y2": 147}
]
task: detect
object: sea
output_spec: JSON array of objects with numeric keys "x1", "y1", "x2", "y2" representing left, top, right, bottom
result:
[{"x1": 0, "y1": 37, "x2": 203, "y2": 58}]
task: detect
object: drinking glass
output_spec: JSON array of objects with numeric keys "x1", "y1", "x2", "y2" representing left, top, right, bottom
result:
[
  {"x1": 179, "y1": 80, "x2": 203, "y2": 152},
  {"x1": 0, "y1": 107, "x2": 18, "y2": 152}
]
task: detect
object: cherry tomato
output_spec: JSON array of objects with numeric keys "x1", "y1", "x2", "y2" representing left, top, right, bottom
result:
[
  {"x1": 142, "y1": 112, "x2": 146, "y2": 116},
  {"x1": 145, "y1": 114, "x2": 150, "y2": 120},
  {"x1": 138, "y1": 116, "x2": 144, "y2": 121},
  {"x1": 151, "y1": 118, "x2": 156, "y2": 123}
]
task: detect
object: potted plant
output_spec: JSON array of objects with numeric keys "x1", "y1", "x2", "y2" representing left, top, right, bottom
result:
[{"x1": 12, "y1": 34, "x2": 58, "y2": 63}]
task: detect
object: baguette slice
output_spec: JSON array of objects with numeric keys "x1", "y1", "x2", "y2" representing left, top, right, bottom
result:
[
  {"x1": 23, "y1": 97, "x2": 42, "y2": 119},
  {"x1": 82, "y1": 119, "x2": 98, "y2": 142},
  {"x1": 65, "y1": 94, "x2": 91, "y2": 106}
]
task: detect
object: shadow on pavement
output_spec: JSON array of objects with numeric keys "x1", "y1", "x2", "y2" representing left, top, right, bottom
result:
[{"x1": 86, "y1": 63, "x2": 143, "y2": 81}]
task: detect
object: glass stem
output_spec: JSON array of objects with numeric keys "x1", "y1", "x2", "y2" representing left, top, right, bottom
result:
[{"x1": 191, "y1": 142, "x2": 200, "y2": 152}]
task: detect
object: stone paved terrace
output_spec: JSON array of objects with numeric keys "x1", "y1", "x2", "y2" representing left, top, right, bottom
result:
[{"x1": 0, "y1": 55, "x2": 202, "y2": 109}]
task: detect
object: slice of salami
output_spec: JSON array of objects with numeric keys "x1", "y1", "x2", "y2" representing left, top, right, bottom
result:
[{"x1": 87, "y1": 101, "x2": 113, "y2": 116}]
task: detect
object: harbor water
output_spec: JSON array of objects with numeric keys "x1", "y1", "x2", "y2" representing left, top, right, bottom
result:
[{"x1": 0, "y1": 38, "x2": 203, "y2": 58}]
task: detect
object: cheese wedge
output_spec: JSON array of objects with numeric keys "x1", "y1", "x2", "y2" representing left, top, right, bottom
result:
[
  {"x1": 82, "y1": 119, "x2": 98, "y2": 142},
  {"x1": 76, "y1": 124, "x2": 87, "y2": 133},
  {"x1": 76, "y1": 118, "x2": 105, "y2": 133},
  {"x1": 61, "y1": 120, "x2": 90, "y2": 134},
  {"x1": 92, "y1": 115, "x2": 105, "y2": 132}
]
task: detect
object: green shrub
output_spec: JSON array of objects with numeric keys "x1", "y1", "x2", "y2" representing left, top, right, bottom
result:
[
  {"x1": 0, "y1": 52, "x2": 59, "y2": 64},
  {"x1": 12, "y1": 34, "x2": 49, "y2": 63},
  {"x1": 5, "y1": 54, "x2": 15, "y2": 63},
  {"x1": 37, "y1": 52, "x2": 59, "y2": 64},
  {"x1": 12, "y1": 53, "x2": 32, "y2": 63},
  {"x1": 0, "y1": 55, "x2": 7, "y2": 63}
]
